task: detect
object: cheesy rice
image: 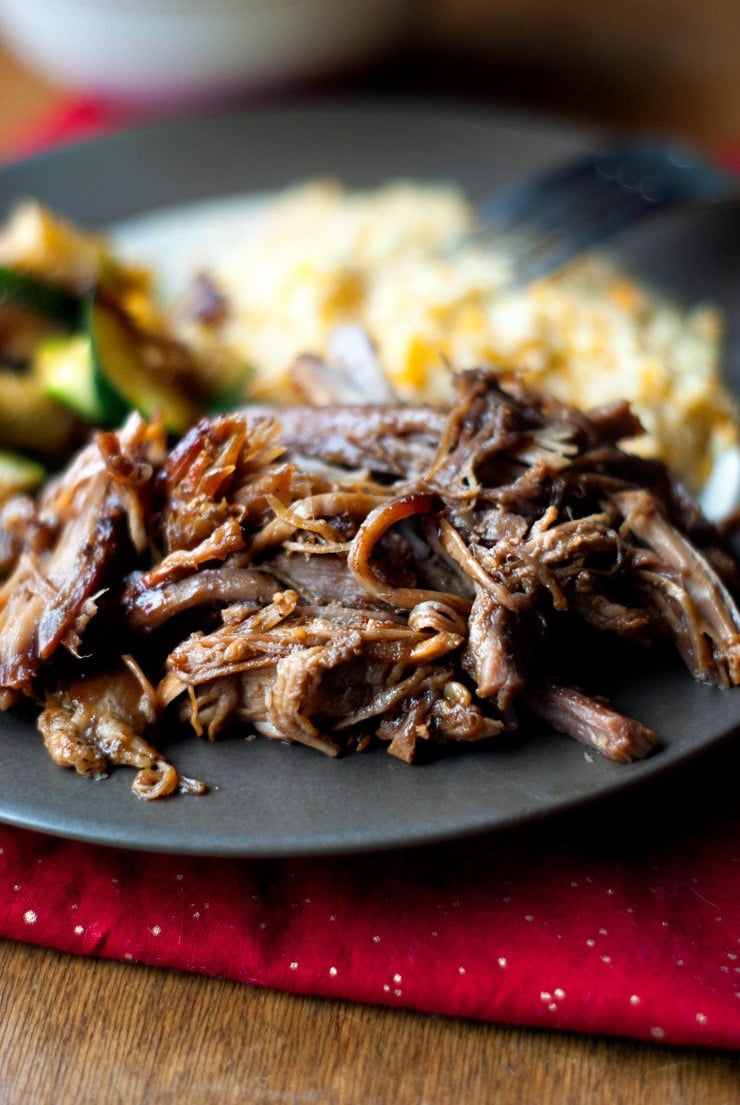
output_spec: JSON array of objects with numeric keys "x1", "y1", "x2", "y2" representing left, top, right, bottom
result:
[{"x1": 180, "y1": 180, "x2": 738, "y2": 491}]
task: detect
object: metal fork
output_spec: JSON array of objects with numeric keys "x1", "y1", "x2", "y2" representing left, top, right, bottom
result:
[{"x1": 472, "y1": 141, "x2": 736, "y2": 285}]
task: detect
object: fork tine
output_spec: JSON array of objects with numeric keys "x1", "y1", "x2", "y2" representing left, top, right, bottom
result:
[
  {"x1": 475, "y1": 186, "x2": 648, "y2": 282},
  {"x1": 473, "y1": 142, "x2": 735, "y2": 284},
  {"x1": 513, "y1": 195, "x2": 652, "y2": 284},
  {"x1": 486, "y1": 172, "x2": 647, "y2": 251},
  {"x1": 511, "y1": 181, "x2": 652, "y2": 258},
  {"x1": 477, "y1": 158, "x2": 598, "y2": 232}
]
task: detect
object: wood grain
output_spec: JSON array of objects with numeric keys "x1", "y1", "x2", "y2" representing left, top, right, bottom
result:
[{"x1": 0, "y1": 940, "x2": 738, "y2": 1105}]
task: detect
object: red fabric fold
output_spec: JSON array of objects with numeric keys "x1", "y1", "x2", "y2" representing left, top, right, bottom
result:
[{"x1": 0, "y1": 99, "x2": 739, "y2": 1050}]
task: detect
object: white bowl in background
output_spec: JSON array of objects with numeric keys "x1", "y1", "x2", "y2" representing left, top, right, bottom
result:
[{"x1": 0, "y1": 0, "x2": 411, "y2": 105}]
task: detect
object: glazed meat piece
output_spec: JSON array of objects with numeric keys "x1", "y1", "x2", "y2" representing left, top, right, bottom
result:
[
  {"x1": 160, "y1": 591, "x2": 470, "y2": 757},
  {"x1": 1, "y1": 367, "x2": 739, "y2": 797},
  {"x1": 123, "y1": 566, "x2": 279, "y2": 631},
  {"x1": 521, "y1": 683, "x2": 658, "y2": 763},
  {"x1": 245, "y1": 404, "x2": 446, "y2": 478},
  {"x1": 39, "y1": 660, "x2": 205, "y2": 798},
  {"x1": 0, "y1": 414, "x2": 164, "y2": 694},
  {"x1": 615, "y1": 488, "x2": 740, "y2": 686}
]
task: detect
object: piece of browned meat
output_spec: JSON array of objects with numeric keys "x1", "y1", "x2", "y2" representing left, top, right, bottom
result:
[
  {"x1": 0, "y1": 414, "x2": 165, "y2": 694},
  {"x1": 1, "y1": 367, "x2": 738, "y2": 797},
  {"x1": 39, "y1": 660, "x2": 205, "y2": 798},
  {"x1": 521, "y1": 683, "x2": 658, "y2": 762}
]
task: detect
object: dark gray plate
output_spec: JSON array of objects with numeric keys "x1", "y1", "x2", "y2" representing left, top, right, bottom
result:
[{"x1": 0, "y1": 101, "x2": 738, "y2": 857}]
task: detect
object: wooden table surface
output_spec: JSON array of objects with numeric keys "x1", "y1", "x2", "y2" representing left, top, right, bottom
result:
[{"x1": 0, "y1": 23, "x2": 739, "y2": 1103}]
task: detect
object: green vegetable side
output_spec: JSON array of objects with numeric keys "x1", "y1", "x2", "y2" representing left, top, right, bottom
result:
[
  {"x1": 36, "y1": 297, "x2": 200, "y2": 434},
  {"x1": 0, "y1": 200, "x2": 253, "y2": 507},
  {"x1": 0, "y1": 450, "x2": 46, "y2": 501},
  {"x1": 0, "y1": 264, "x2": 82, "y2": 328}
]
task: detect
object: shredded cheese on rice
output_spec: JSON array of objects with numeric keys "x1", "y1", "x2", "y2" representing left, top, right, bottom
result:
[{"x1": 181, "y1": 180, "x2": 738, "y2": 492}]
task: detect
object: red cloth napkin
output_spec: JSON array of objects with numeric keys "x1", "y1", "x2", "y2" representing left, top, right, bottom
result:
[
  {"x1": 1, "y1": 744, "x2": 739, "y2": 1050},
  {"x1": 1, "y1": 99, "x2": 739, "y2": 1051}
]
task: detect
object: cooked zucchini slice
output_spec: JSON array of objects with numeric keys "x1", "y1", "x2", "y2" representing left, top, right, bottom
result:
[
  {"x1": 90, "y1": 298, "x2": 199, "y2": 433},
  {"x1": 0, "y1": 371, "x2": 78, "y2": 455},
  {"x1": 0, "y1": 449, "x2": 45, "y2": 502},
  {"x1": 34, "y1": 298, "x2": 201, "y2": 433},
  {"x1": 35, "y1": 334, "x2": 102, "y2": 422},
  {"x1": 0, "y1": 265, "x2": 81, "y2": 328}
]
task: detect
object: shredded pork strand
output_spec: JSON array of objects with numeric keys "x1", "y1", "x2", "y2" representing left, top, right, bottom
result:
[{"x1": 1, "y1": 367, "x2": 739, "y2": 796}]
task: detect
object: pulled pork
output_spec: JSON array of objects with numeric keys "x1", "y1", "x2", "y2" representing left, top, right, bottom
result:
[{"x1": 1, "y1": 368, "x2": 739, "y2": 797}]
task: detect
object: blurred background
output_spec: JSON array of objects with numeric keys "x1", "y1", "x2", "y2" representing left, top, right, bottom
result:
[{"x1": 0, "y1": 0, "x2": 739, "y2": 157}]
